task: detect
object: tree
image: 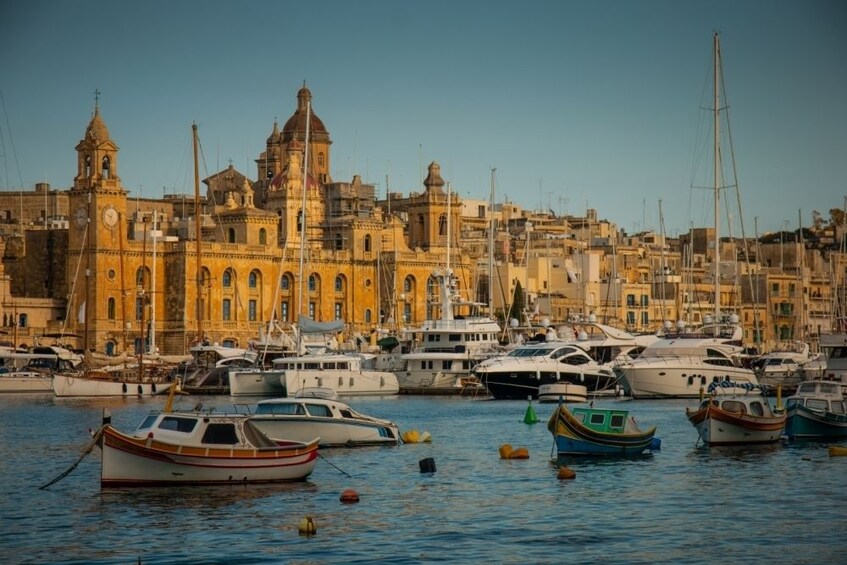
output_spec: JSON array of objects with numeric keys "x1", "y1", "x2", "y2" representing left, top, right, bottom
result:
[
  {"x1": 508, "y1": 280, "x2": 524, "y2": 324},
  {"x1": 830, "y1": 208, "x2": 845, "y2": 228}
]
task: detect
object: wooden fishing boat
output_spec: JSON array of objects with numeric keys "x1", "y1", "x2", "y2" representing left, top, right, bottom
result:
[
  {"x1": 98, "y1": 389, "x2": 318, "y2": 486},
  {"x1": 784, "y1": 380, "x2": 847, "y2": 439},
  {"x1": 686, "y1": 384, "x2": 786, "y2": 445},
  {"x1": 547, "y1": 404, "x2": 658, "y2": 456}
]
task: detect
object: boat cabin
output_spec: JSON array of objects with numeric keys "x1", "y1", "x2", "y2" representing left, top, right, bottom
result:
[
  {"x1": 571, "y1": 407, "x2": 632, "y2": 434},
  {"x1": 134, "y1": 412, "x2": 277, "y2": 448},
  {"x1": 786, "y1": 381, "x2": 847, "y2": 415}
]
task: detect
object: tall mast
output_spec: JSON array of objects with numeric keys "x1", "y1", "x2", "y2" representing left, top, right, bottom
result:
[
  {"x1": 193, "y1": 122, "x2": 203, "y2": 343},
  {"x1": 713, "y1": 32, "x2": 721, "y2": 327},
  {"x1": 488, "y1": 168, "x2": 496, "y2": 316},
  {"x1": 297, "y1": 101, "x2": 311, "y2": 318}
]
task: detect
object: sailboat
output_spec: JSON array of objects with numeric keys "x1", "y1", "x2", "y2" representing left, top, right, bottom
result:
[{"x1": 615, "y1": 33, "x2": 758, "y2": 399}]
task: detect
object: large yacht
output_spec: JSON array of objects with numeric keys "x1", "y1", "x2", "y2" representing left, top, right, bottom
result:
[
  {"x1": 615, "y1": 316, "x2": 758, "y2": 399},
  {"x1": 394, "y1": 268, "x2": 504, "y2": 393}
]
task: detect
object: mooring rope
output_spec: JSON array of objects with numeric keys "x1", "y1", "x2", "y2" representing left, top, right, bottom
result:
[
  {"x1": 318, "y1": 452, "x2": 352, "y2": 478},
  {"x1": 39, "y1": 426, "x2": 105, "y2": 490}
]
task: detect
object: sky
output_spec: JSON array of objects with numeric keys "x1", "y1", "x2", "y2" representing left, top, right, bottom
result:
[{"x1": 1, "y1": 0, "x2": 845, "y2": 237}]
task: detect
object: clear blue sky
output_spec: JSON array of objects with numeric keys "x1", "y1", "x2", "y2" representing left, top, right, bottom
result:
[{"x1": 1, "y1": 0, "x2": 845, "y2": 236}]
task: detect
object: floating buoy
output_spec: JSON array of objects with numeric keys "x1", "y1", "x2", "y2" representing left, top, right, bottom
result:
[
  {"x1": 419, "y1": 457, "x2": 436, "y2": 473},
  {"x1": 402, "y1": 430, "x2": 420, "y2": 444},
  {"x1": 509, "y1": 447, "x2": 529, "y2": 459},
  {"x1": 557, "y1": 466, "x2": 576, "y2": 480},
  {"x1": 829, "y1": 446, "x2": 847, "y2": 457},
  {"x1": 499, "y1": 444, "x2": 513, "y2": 459},
  {"x1": 523, "y1": 398, "x2": 538, "y2": 424},
  {"x1": 340, "y1": 489, "x2": 360, "y2": 503},
  {"x1": 419, "y1": 431, "x2": 432, "y2": 443},
  {"x1": 298, "y1": 516, "x2": 317, "y2": 536}
]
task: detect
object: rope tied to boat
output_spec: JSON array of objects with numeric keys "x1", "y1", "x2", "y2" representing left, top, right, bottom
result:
[{"x1": 39, "y1": 425, "x2": 105, "y2": 490}]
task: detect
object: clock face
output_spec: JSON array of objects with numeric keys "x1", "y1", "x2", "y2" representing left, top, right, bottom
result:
[
  {"x1": 102, "y1": 205, "x2": 119, "y2": 228},
  {"x1": 74, "y1": 206, "x2": 88, "y2": 228}
]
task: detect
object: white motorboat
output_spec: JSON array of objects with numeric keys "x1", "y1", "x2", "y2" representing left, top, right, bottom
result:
[
  {"x1": 616, "y1": 318, "x2": 758, "y2": 399},
  {"x1": 272, "y1": 351, "x2": 399, "y2": 397},
  {"x1": 249, "y1": 397, "x2": 400, "y2": 447}
]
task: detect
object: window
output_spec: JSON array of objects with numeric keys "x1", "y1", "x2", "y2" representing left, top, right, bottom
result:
[
  {"x1": 297, "y1": 210, "x2": 303, "y2": 232},
  {"x1": 335, "y1": 233, "x2": 342, "y2": 250},
  {"x1": 305, "y1": 403, "x2": 332, "y2": 417},
  {"x1": 201, "y1": 423, "x2": 239, "y2": 445},
  {"x1": 318, "y1": 152, "x2": 325, "y2": 167},
  {"x1": 158, "y1": 416, "x2": 198, "y2": 433},
  {"x1": 335, "y1": 275, "x2": 343, "y2": 292},
  {"x1": 228, "y1": 228, "x2": 236, "y2": 243},
  {"x1": 101, "y1": 156, "x2": 111, "y2": 179},
  {"x1": 404, "y1": 276, "x2": 413, "y2": 293},
  {"x1": 107, "y1": 297, "x2": 116, "y2": 320},
  {"x1": 640, "y1": 295, "x2": 649, "y2": 307},
  {"x1": 335, "y1": 303, "x2": 342, "y2": 320},
  {"x1": 626, "y1": 311, "x2": 635, "y2": 325},
  {"x1": 365, "y1": 309, "x2": 372, "y2": 323},
  {"x1": 223, "y1": 299, "x2": 231, "y2": 321},
  {"x1": 135, "y1": 297, "x2": 144, "y2": 320},
  {"x1": 105, "y1": 341, "x2": 116, "y2": 356},
  {"x1": 259, "y1": 228, "x2": 267, "y2": 245},
  {"x1": 18, "y1": 313, "x2": 27, "y2": 328},
  {"x1": 248, "y1": 299, "x2": 257, "y2": 321},
  {"x1": 249, "y1": 271, "x2": 258, "y2": 288},
  {"x1": 309, "y1": 302, "x2": 316, "y2": 318},
  {"x1": 309, "y1": 275, "x2": 317, "y2": 292},
  {"x1": 438, "y1": 214, "x2": 447, "y2": 236},
  {"x1": 223, "y1": 270, "x2": 232, "y2": 287},
  {"x1": 403, "y1": 303, "x2": 411, "y2": 323},
  {"x1": 364, "y1": 234, "x2": 372, "y2": 252},
  {"x1": 281, "y1": 302, "x2": 289, "y2": 322},
  {"x1": 641, "y1": 312, "x2": 649, "y2": 325},
  {"x1": 626, "y1": 294, "x2": 636, "y2": 307},
  {"x1": 281, "y1": 274, "x2": 291, "y2": 291}
]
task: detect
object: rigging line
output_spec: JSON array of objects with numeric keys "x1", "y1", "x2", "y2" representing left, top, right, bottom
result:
[
  {"x1": 62, "y1": 223, "x2": 89, "y2": 337},
  {"x1": 0, "y1": 90, "x2": 24, "y2": 188}
]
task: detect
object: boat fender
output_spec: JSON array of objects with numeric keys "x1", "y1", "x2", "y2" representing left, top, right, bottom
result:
[
  {"x1": 419, "y1": 457, "x2": 436, "y2": 473},
  {"x1": 152, "y1": 382, "x2": 157, "y2": 394},
  {"x1": 687, "y1": 376, "x2": 693, "y2": 386},
  {"x1": 298, "y1": 516, "x2": 317, "y2": 536},
  {"x1": 137, "y1": 384, "x2": 143, "y2": 395},
  {"x1": 701, "y1": 375, "x2": 706, "y2": 386},
  {"x1": 557, "y1": 466, "x2": 576, "y2": 480},
  {"x1": 650, "y1": 437, "x2": 662, "y2": 451},
  {"x1": 829, "y1": 446, "x2": 847, "y2": 457},
  {"x1": 340, "y1": 489, "x2": 360, "y2": 503},
  {"x1": 499, "y1": 444, "x2": 513, "y2": 459},
  {"x1": 419, "y1": 431, "x2": 432, "y2": 443},
  {"x1": 122, "y1": 383, "x2": 128, "y2": 394},
  {"x1": 402, "y1": 430, "x2": 420, "y2": 444}
]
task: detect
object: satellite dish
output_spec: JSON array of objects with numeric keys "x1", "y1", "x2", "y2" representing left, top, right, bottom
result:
[
  {"x1": 540, "y1": 317, "x2": 550, "y2": 328},
  {"x1": 729, "y1": 314, "x2": 740, "y2": 324},
  {"x1": 663, "y1": 320, "x2": 672, "y2": 330},
  {"x1": 509, "y1": 318, "x2": 519, "y2": 328}
]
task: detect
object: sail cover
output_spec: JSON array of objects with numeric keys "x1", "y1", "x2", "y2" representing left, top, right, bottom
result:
[{"x1": 297, "y1": 316, "x2": 345, "y2": 334}]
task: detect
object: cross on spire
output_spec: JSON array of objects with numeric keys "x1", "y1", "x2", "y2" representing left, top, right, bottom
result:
[{"x1": 94, "y1": 88, "x2": 101, "y2": 110}]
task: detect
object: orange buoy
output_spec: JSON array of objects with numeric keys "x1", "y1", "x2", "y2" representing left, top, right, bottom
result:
[
  {"x1": 557, "y1": 466, "x2": 576, "y2": 480},
  {"x1": 499, "y1": 444, "x2": 513, "y2": 459},
  {"x1": 340, "y1": 489, "x2": 360, "y2": 503},
  {"x1": 298, "y1": 516, "x2": 317, "y2": 536},
  {"x1": 509, "y1": 447, "x2": 529, "y2": 459}
]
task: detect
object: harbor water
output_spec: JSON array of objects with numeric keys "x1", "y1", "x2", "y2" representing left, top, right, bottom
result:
[{"x1": 1, "y1": 393, "x2": 845, "y2": 564}]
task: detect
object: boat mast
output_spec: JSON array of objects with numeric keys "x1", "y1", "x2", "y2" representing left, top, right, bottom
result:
[
  {"x1": 488, "y1": 168, "x2": 496, "y2": 317},
  {"x1": 297, "y1": 100, "x2": 311, "y2": 318},
  {"x1": 193, "y1": 122, "x2": 203, "y2": 344},
  {"x1": 713, "y1": 32, "x2": 721, "y2": 329}
]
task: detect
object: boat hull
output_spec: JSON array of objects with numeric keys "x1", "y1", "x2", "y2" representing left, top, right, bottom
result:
[
  {"x1": 686, "y1": 403, "x2": 785, "y2": 445},
  {"x1": 100, "y1": 426, "x2": 318, "y2": 486},
  {"x1": 784, "y1": 405, "x2": 847, "y2": 439},
  {"x1": 53, "y1": 374, "x2": 173, "y2": 397},
  {"x1": 618, "y1": 363, "x2": 757, "y2": 399},
  {"x1": 547, "y1": 405, "x2": 656, "y2": 456},
  {"x1": 481, "y1": 370, "x2": 616, "y2": 400},
  {"x1": 282, "y1": 370, "x2": 399, "y2": 396},
  {"x1": 0, "y1": 373, "x2": 53, "y2": 393},
  {"x1": 228, "y1": 369, "x2": 287, "y2": 397},
  {"x1": 538, "y1": 383, "x2": 588, "y2": 403}
]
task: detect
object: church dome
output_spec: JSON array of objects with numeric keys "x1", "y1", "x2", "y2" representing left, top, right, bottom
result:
[{"x1": 282, "y1": 85, "x2": 330, "y2": 143}]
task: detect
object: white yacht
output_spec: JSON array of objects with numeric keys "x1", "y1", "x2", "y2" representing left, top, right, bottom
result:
[
  {"x1": 616, "y1": 317, "x2": 758, "y2": 399},
  {"x1": 271, "y1": 351, "x2": 399, "y2": 397},
  {"x1": 816, "y1": 333, "x2": 847, "y2": 394},
  {"x1": 394, "y1": 268, "x2": 503, "y2": 393},
  {"x1": 752, "y1": 341, "x2": 819, "y2": 390}
]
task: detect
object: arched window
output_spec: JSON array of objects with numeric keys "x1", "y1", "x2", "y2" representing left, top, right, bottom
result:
[
  {"x1": 438, "y1": 214, "x2": 447, "y2": 236},
  {"x1": 101, "y1": 156, "x2": 111, "y2": 179},
  {"x1": 318, "y1": 152, "x2": 325, "y2": 167},
  {"x1": 105, "y1": 341, "x2": 116, "y2": 356},
  {"x1": 249, "y1": 271, "x2": 258, "y2": 288},
  {"x1": 259, "y1": 228, "x2": 267, "y2": 245},
  {"x1": 18, "y1": 313, "x2": 27, "y2": 328},
  {"x1": 228, "y1": 228, "x2": 236, "y2": 243},
  {"x1": 404, "y1": 275, "x2": 414, "y2": 293},
  {"x1": 308, "y1": 274, "x2": 317, "y2": 292},
  {"x1": 84, "y1": 156, "x2": 91, "y2": 177},
  {"x1": 335, "y1": 275, "x2": 344, "y2": 292},
  {"x1": 280, "y1": 273, "x2": 291, "y2": 291},
  {"x1": 364, "y1": 309, "x2": 372, "y2": 323},
  {"x1": 364, "y1": 234, "x2": 372, "y2": 252},
  {"x1": 107, "y1": 297, "x2": 116, "y2": 320},
  {"x1": 223, "y1": 298, "x2": 232, "y2": 321},
  {"x1": 223, "y1": 270, "x2": 232, "y2": 288}
]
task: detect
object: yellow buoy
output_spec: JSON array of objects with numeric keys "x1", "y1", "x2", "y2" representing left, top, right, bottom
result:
[
  {"x1": 828, "y1": 446, "x2": 847, "y2": 457},
  {"x1": 298, "y1": 516, "x2": 317, "y2": 536},
  {"x1": 557, "y1": 466, "x2": 576, "y2": 480},
  {"x1": 499, "y1": 444, "x2": 513, "y2": 459},
  {"x1": 509, "y1": 447, "x2": 529, "y2": 459},
  {"x1": 402, "y1": 430, "x2": 420, "y2": 444}
]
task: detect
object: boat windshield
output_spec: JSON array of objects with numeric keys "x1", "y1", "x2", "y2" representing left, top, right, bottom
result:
[
  {"x1": 136, "y1": 414, "x2": 159, "y2": 431},
  {"x1": 254, "y1": 403, "x2": 305, "y2": 415},
  {"x1": 508, "y1": 347, "x2": 555, "y2": 358}
]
